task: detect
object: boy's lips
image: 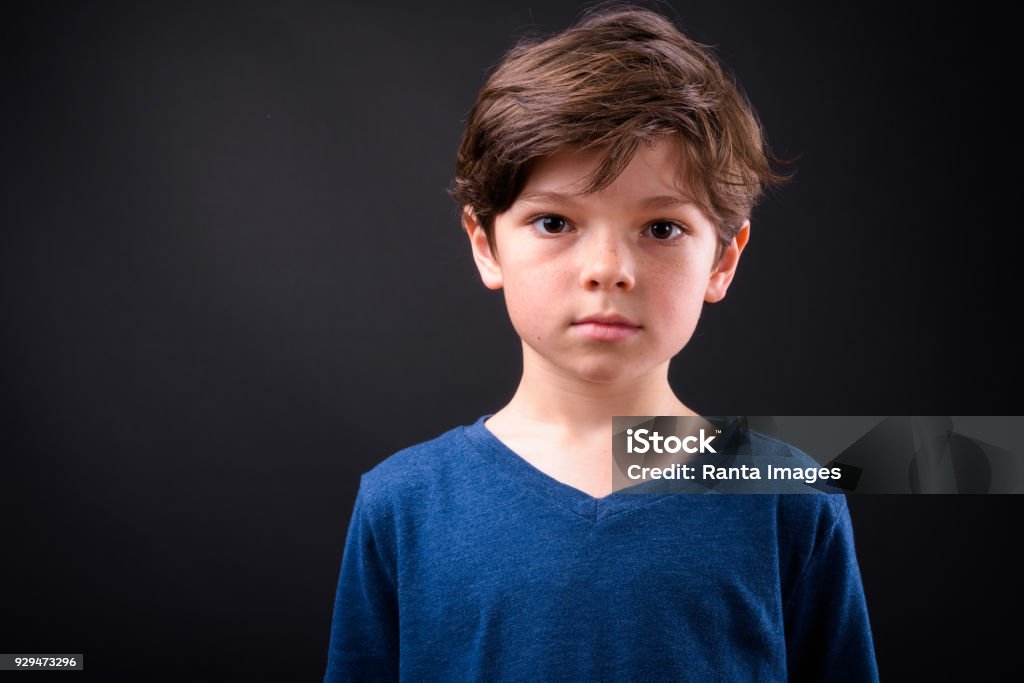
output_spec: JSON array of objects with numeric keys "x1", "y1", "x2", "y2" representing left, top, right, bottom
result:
[
  {"x1": 570, "y1": 313, "x2": 641, "y2": 341},
  {"x1": 573, "y1": 313, "x2": 640, "y2": 327}
]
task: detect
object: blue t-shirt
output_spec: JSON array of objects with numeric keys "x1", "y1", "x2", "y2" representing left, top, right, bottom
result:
[{"x1": 324, "y1": 416, "x2": 879, "y2": 681}]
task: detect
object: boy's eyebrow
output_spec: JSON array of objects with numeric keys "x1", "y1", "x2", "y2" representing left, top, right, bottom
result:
[{"x1": 517, "y1": 191, "x2": 695, "y2": 209}]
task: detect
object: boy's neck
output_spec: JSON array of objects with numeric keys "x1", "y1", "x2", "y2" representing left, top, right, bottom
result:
[{"x1": 493, "y1": 345, "x2": 696, "y2": 436}]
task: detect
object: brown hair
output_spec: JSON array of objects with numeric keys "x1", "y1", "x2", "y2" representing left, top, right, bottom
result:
[{"x1": 448, "y1": 1, "x2": 792, "y2": 258}]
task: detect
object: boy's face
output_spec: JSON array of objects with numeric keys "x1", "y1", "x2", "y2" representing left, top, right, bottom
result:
[{"x1": 465, "y1": 136, "x2": 749, "y2": 386}]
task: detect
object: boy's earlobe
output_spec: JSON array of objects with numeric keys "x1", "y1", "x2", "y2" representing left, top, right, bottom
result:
[
  {"x1": 704, "y1": 220, "x2": 750, "y2": 303},
  {"x1": 464, "y1": 207, "x2": 504, "y2": 290}
]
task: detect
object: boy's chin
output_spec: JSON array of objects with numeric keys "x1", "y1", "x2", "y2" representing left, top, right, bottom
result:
[{"x1": 564, "y1": 360, "x2": 651, "y2": 386}]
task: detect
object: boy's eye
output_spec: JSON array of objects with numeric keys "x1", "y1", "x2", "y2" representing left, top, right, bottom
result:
[
  {"x1": 643, "y1": 221, "x2": 685, "y2": 240},
  {"x1": 530, "y1": 215, "x2": 572, "y2": 235}
]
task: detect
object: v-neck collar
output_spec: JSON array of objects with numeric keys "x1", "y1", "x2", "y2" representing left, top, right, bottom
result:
[{"x1": 460, "y1": 414, "x2": 688, "y2": 521}]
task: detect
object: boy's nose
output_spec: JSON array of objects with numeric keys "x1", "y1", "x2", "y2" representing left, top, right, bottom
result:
[{"x1": 579, "y1": 235, "x2": 636, "y2": 292}]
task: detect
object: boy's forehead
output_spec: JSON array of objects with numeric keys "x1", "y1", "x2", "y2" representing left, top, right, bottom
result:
[{"x1": 517, "y1": 137, "x2": 696, "y2": 205}]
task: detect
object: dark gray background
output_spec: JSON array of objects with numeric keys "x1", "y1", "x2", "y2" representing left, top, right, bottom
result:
[{"x1": 2, "y1": 0, "x2": 1018, "y2": 679}]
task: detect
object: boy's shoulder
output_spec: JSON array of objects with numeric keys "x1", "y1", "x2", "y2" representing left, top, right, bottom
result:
[
  {"x1": 355, "y1": 418, "x2": 482, "y2": 512},
  {"x1": 746, "y1": 430, "x2": 851, "y2": 518},
  {"x1": 725, "y1": 431, "x2": 855, "y2": 563}
]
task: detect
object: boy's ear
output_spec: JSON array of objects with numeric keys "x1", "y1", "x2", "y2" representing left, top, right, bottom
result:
[
  {"x1": 463, "y1": 206, "x2": 503, "y2": 290},
  {"x1": 704, "y1": 220, "x2": 750, "y2": 303}
]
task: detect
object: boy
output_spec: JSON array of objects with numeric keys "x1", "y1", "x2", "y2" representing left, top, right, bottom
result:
[{"x1": 325, "y1": 4, "x2": 878, "y2": 681}]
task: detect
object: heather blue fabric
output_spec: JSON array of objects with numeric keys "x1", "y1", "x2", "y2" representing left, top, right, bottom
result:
[{"x1": 324, "y1": 416, "x2": 879, "y2": 682}]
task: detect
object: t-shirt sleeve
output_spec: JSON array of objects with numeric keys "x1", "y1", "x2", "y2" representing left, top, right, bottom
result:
[
  {"x1": 783, "y1": 497, "x2": 879, "y2": 682},
  {"x1": 323, "y1": 479, "x2": 400, "y2": 682}
]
